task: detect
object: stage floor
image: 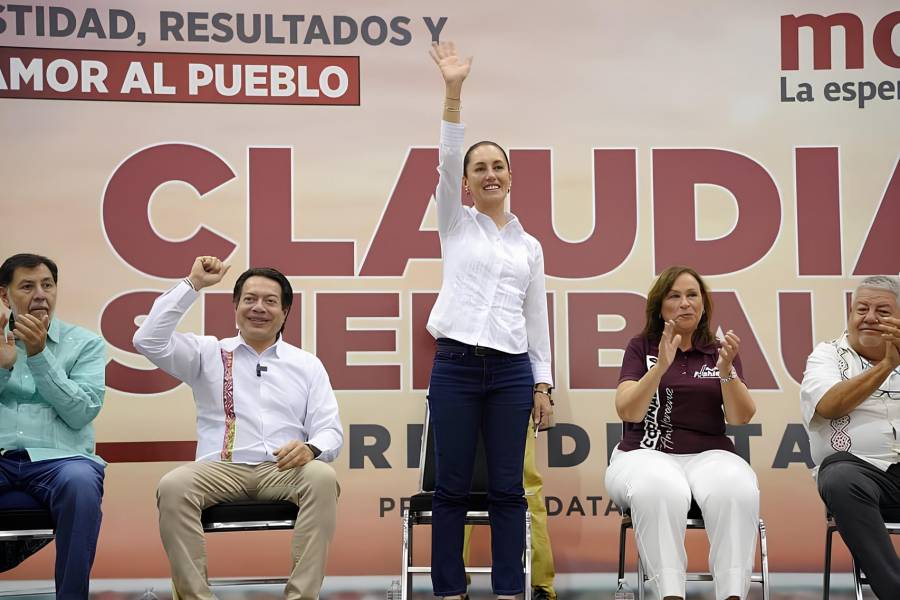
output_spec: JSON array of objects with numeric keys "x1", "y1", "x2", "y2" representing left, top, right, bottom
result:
[{"x1": 0, "y1": 574, "x2": 877, "y2": 600}]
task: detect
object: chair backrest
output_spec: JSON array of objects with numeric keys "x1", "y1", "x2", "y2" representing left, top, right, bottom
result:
[{"x1": 418, "y1": 402, "x2": 489, "y2": 494}]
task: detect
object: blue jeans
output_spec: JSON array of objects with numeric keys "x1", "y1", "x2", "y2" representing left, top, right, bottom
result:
[
  {"x1": 0, "y1": 451, "x2": 105, "y2": 599},
  {"x1": 428, "y1": 338, "x2": 533, "y2": 596}
]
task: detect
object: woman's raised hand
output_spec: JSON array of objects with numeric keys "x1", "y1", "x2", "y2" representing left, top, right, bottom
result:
[
  {"x1": 657, "y1": 319, "x2": 682, "y2": 372},
  {"x1": 716, "y1": 329, "x2": 741, "y2": 374},
  {"x1": 429, "y1": 41, "x2": 472, "y2": 87}
]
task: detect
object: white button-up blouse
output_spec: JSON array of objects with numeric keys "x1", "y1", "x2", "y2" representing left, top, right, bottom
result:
[{"x1": 426, "y1": 121, "x2": 553, "y2": 386}]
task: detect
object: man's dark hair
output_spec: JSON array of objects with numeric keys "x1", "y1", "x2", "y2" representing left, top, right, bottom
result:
[
  {"x1": 232, "y1": 267, "x2": 293, "y2": 334},
  {"x1": 0, "y1": 253, "x2": 59, "y2": 288}
]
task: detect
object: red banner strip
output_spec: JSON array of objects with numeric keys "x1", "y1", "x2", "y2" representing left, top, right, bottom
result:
[
  {"x1": 96, "y1": 441, "x2": 197, "y2": 463},
  {"x1": 0, "y1": 47, "x2": 360, "y2": 105}
]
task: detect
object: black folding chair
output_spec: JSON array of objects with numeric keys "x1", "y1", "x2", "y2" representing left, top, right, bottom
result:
[
  {"x1": 617, "y1": 499, "x2": 769, "y2": 600},
  {"x1": 0, "y1": 490, "x2": 55, "y2": 595},
  {"x1": 400, "y1": 403, "x2": 532, "y2": 600},
  {"x1": 822, "y1": 507, "x2": 900, "y2": 600},
  {"x1": 199, "y1": 500, "x2": 299, "y2": 587}
]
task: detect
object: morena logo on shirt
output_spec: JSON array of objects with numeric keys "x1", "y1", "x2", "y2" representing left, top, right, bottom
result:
[{"x1": 694, "y1": 365, "x2": 720, "y2": 379}]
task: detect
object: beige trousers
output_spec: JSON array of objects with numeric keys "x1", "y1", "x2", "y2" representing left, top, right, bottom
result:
[{"x1": 157, "y1": 459, "x2": 339, "y2": 600}]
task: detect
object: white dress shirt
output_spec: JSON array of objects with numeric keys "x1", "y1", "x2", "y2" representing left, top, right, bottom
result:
[
  {"x1": 426, "y1": 121, "x2": 553, "y2": 386},
  {"x1": 800, "y1": 333, "x2": 900, "y2": 478},
  {"x1": 133, "y1": 281, "x2": 343, "y2": 464}
]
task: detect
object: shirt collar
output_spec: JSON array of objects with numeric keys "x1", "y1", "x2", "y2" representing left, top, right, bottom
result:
[
  {"x1": 504, "y1": 212, "x2": 524, "y2": 233},
  {"x1": 221, "y1": 333, "x2": 283, "y2": 357},
  {"x1": 47, "y1": 317, "x2": 60, "y2": 343},
  {"x1": 837, "y1": 331, "x2": 851, "y2": 351},
  {"x1": 835, "y1": 331, "x2": 876, "y2": 368},
  {"x1": 472, "y1": 207, "x2": 521, "y2": 232}
]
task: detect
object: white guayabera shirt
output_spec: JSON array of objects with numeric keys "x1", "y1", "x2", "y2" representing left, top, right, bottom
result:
[
  {"x1": 801, "y1": 333, "x2": 900, "y2": 478},
  {"x1": 133, "y1": 281, "x2": 343, "y2": 464}
]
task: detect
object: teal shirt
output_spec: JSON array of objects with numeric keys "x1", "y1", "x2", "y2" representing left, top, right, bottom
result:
[{"x1": 0, "y1": 318, "x2": 106, "y2": 464}]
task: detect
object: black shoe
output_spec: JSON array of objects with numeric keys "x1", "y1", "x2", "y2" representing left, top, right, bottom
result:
[{"x1": 532, "y1": 587, "x2": 555, "y2": 600}]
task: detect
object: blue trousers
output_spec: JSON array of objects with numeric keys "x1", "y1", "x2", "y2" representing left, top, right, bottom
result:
[
  {"x1": 0, "y1": 451, "x2": 104, "y2": 599},
  {"x1": 428, "y1": 338, "x2": 533, "y2": 596}
]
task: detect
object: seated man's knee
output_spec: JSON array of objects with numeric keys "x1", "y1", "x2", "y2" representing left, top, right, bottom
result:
[
  {"x1": 302, "y1": 461, "x2": 339, "y2": 498},
  {"x1": 56, "y1": 459, "x2": 104, "y2": 502},
  {"x1": 157, "y1": 465, "x2": 196, "y2": 507},
  {"x1": 817, "y1": 455, "x2": 872, "y2": 507}
]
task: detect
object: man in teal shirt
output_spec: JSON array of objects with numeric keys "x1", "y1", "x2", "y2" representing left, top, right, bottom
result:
[{"x1": 0, "y1": 253, "x2": 106, "y2": 599}]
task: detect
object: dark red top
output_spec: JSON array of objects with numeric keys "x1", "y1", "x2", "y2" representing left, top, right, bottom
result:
[{"x1": 616, "y1": 334, "x2": 744, "y2": 454}]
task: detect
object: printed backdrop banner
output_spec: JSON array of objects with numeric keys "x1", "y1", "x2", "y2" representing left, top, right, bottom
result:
[{"x1": 2, "y1": 0, "x2": 898, "y2": 579}]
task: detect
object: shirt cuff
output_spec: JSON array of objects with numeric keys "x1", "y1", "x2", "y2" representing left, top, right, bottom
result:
[
  {"x1": 531, "y1": 363, "x2": 553, "y2": 388},
  {"x1": 306, "y1": 444, "x2": 322, "y2": 459},
  {"x1": 169, "y1": 279, "x2": 201, "y2": 307},
  {"x1": 440, "y1": 120, "x2": 466, "y2": 148}
]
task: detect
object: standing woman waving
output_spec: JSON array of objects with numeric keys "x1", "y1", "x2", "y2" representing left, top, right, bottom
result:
[{"x1": 426, "y1": 41, "x2": 554, "y2": 599}]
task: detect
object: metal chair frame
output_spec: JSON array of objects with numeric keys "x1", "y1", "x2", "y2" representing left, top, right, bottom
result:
[
  {"x1": 822, "y1": 512, "x2": 900, "y2": 600},
  {"x1": 200, "y1": 500, "x2": 298, "y2": 587},
  {"x1": 0, "y1": 493, "x2": 56, "y2": 597},
  {"x1": 617, "y1": 506, "x2": 769, "y2": 600}
]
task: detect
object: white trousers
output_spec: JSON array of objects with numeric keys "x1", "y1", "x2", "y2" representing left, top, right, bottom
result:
[{"x1": 605, "y1": 448, "x2": 760, "y2": 600}]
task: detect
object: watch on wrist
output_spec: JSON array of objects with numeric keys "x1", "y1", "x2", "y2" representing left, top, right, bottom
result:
[
  {"x1": 534, "y1": 385, "x2": 554, "y2": 404},
  {"x1": 719, "y1": 367, "x2": 738, "y2": 383}
]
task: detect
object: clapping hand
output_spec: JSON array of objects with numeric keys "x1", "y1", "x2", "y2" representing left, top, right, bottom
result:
[
  {"x1": 878, "y1": 316, "x2": 900, "y2": 368},
  {"x1": 657, "y1": 320, "x2": 682, "y2": 371},
  {"x1": 10, "y1": 312, "x2": 49, "y2": 357},
  {"x1": 0, "y1": 311, "x2": 16, "y2": 369},
  {"x1": 717, "y1": 329, "x2": 741, "y2": 374}
]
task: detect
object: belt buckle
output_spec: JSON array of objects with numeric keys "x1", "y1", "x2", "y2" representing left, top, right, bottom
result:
[{"x1": 474, "y1": 345, "x2": 487, "y2": 357}]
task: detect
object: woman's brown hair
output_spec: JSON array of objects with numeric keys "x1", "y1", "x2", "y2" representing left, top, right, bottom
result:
[{"x1": 641, "y1": 265, "x2": 716, "y2": 347}]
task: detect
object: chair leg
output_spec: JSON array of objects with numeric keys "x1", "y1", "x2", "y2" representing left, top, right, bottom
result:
[
  {"x1": 852, "y1": 558, "x2": 863, "y2": 600},
  {"x1": 636, "y1": 543, "x2": 645, "y2": 600},
  {"x1": 524, "y1": 512, "x2": 532, "y2": 600},
  {"x1": 758, "y1": 519, "x2": 769, "y2": 600},
  {"x1": 401, "y1": 510, "x2": 411, "y2": 600},
  {"x1": 618, "y1": 520, "x2": 627, "y2": 584},
  {"x1": 823, "y1": 525, "x2": 834, "y2": 600}
]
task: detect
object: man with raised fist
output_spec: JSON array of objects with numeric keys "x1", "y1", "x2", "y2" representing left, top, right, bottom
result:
[{"x1": 133, "y1": 256, "x2": 343, "y2": 600}]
